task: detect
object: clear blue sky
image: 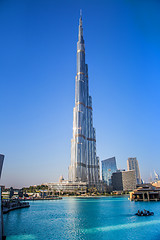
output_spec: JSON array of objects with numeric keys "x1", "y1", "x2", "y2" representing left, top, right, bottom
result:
[{"x1": 0, "y1": 0, "x2": 160, "y2": 188}]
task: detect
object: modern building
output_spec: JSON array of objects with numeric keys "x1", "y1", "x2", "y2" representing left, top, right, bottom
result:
[
  {"x1": 46, "y1": 178, "x2": 112, "y2": 194},
  {"x1": 96, "y1": 157, "x2": 100, "y2": 181},
  {"x1": 112, "y1": 170, "x2": 136, "y2": 191},
  {"x1": 47, "y1": 180, "x2": 88, "y2": 194},
  {"x1": 102, "y1": 157, "x2": 117, "y2": 185},
  {"x1": 68, "y1": 14, "x2": 99, "y2": 184},
  {"x1": 127, "y1": 157, "x2": 141, "y2": 184},
  {"x1": 0, "y1": 154, "x2": 4, "y2": 178}
]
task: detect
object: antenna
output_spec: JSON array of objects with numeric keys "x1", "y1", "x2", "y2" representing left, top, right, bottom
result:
[{"x1": 80, "y1": 9, "x2": 82, "y2": 17}]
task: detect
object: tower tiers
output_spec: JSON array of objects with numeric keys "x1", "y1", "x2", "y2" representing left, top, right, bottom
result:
[{"x1": 68, "y1": 14, "x2": 99, "y2": 184}]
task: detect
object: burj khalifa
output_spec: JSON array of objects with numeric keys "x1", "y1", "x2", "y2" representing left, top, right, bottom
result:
[{"x1": 68, "y1": 14, "x2": 99, "y2": 184}]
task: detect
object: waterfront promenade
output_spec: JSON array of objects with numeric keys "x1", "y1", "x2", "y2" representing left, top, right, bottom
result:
[
  {"x1": 3, "y1": 196, "x2": 160, "y2": 240},
  {"x1": 2, "y1": 200, "x2": 30, "y2": 214}
]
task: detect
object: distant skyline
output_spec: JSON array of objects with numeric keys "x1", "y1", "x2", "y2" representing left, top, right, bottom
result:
[{"x1": 0, "y1": 0, "x2": 160, "y2": 188}]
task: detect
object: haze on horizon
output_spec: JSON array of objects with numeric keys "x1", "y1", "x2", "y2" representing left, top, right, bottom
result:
[{"x1": 0, "y1": 0, "x2": 160, "y2": 188}]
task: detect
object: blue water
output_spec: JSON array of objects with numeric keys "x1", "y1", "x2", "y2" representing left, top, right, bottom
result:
[{"x1": 3, "y1": 196, "x2": 160, "y2": 240}]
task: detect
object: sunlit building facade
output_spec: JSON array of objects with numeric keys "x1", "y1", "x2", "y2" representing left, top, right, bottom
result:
[
  {"x1": 112, "y1": 170, "x2": 136, "y2": 191},
  {"x1": 68, "y1": 14, "x2": 99, "y2": 184},
  {"x1": 127, "y1": 157, "x2": 141, "y2": 184},
  {"x1": 102, "y1": 157, "x2": 117, "y2": 186}
]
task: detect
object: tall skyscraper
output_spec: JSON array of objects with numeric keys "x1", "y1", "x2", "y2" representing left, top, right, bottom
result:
[
  {"x1": 102, "y1": 157, "x2": 117, "y2": 186},
  {"x1": 68, "y1": 14, "x2": 99, "y2": 184},
  {"x1": 127, "y1": 157, "x2": 141, "y2": 184}
]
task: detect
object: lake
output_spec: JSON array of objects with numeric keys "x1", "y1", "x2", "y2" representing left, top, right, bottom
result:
[{"x1": 3, "y1": 196, "x2": 160, "y2": 240}]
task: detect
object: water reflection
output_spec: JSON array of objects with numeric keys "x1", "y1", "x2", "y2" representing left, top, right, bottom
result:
[{"x1": 3, "y1": 197, "x2": 160, "y2": 240}]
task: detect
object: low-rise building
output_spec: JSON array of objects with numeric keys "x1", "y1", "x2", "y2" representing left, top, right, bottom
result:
[
  {"x1": 47, "y1": 181, "x2": 88, "y2": 194},
  {"x1": 45, "y1": 178, "x2": 111, "y2": 194},
  {"x1": 130, "y1": 184, "x2": 160, "y2": 201}
]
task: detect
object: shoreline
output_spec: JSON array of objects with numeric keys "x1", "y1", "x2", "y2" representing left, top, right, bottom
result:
[
  {"x1": 26, "y1": 197, "x2": 62, "y2": 201},
  {"x1": 3, "y1": 204, "x2": 30, "y2": 214},
  {"x1": 57, "y1": 194, "x2": 129, "y2": 198}
]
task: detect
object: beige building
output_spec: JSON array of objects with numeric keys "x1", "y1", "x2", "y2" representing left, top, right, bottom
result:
[
  {"x1": 152, "y1": 181, "x2": 160, "y2": 188},
  {"x1": 127, "y1": 157, "x2": 141, "y2": 184},
  {"x1": 130, "y1": 184, "x2": 160, "y2": 201}
]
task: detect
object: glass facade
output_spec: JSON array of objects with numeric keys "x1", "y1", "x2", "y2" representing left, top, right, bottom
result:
[
  {"x1": 0, "y1": 154, "x2": 4, "y2": 178},
  {"x1": 68, "y1": 15, "x2": 99, "y2": 184},
  {"x1": 102, "y1": 157, "x2": 117, "y2": 186}
]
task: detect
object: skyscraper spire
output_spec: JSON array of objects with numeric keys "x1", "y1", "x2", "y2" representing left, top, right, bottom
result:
[
  {"x1": 68, "y1": 14, "x2": 100, "y2": 184},
  {"x1": 78, "y1": 11, "x2": 84, "y2": 43},
  {"x1": 79, "y1": 9, "x2": 82, "y2": 25},
  {"x1": 80, "y1": 9, "x2": 82, "y2": 18}
]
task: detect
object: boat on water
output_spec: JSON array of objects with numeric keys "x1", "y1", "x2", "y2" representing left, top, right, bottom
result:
[{"x1": 135, "y1": 210, "x2": 154, "y2": 216}]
